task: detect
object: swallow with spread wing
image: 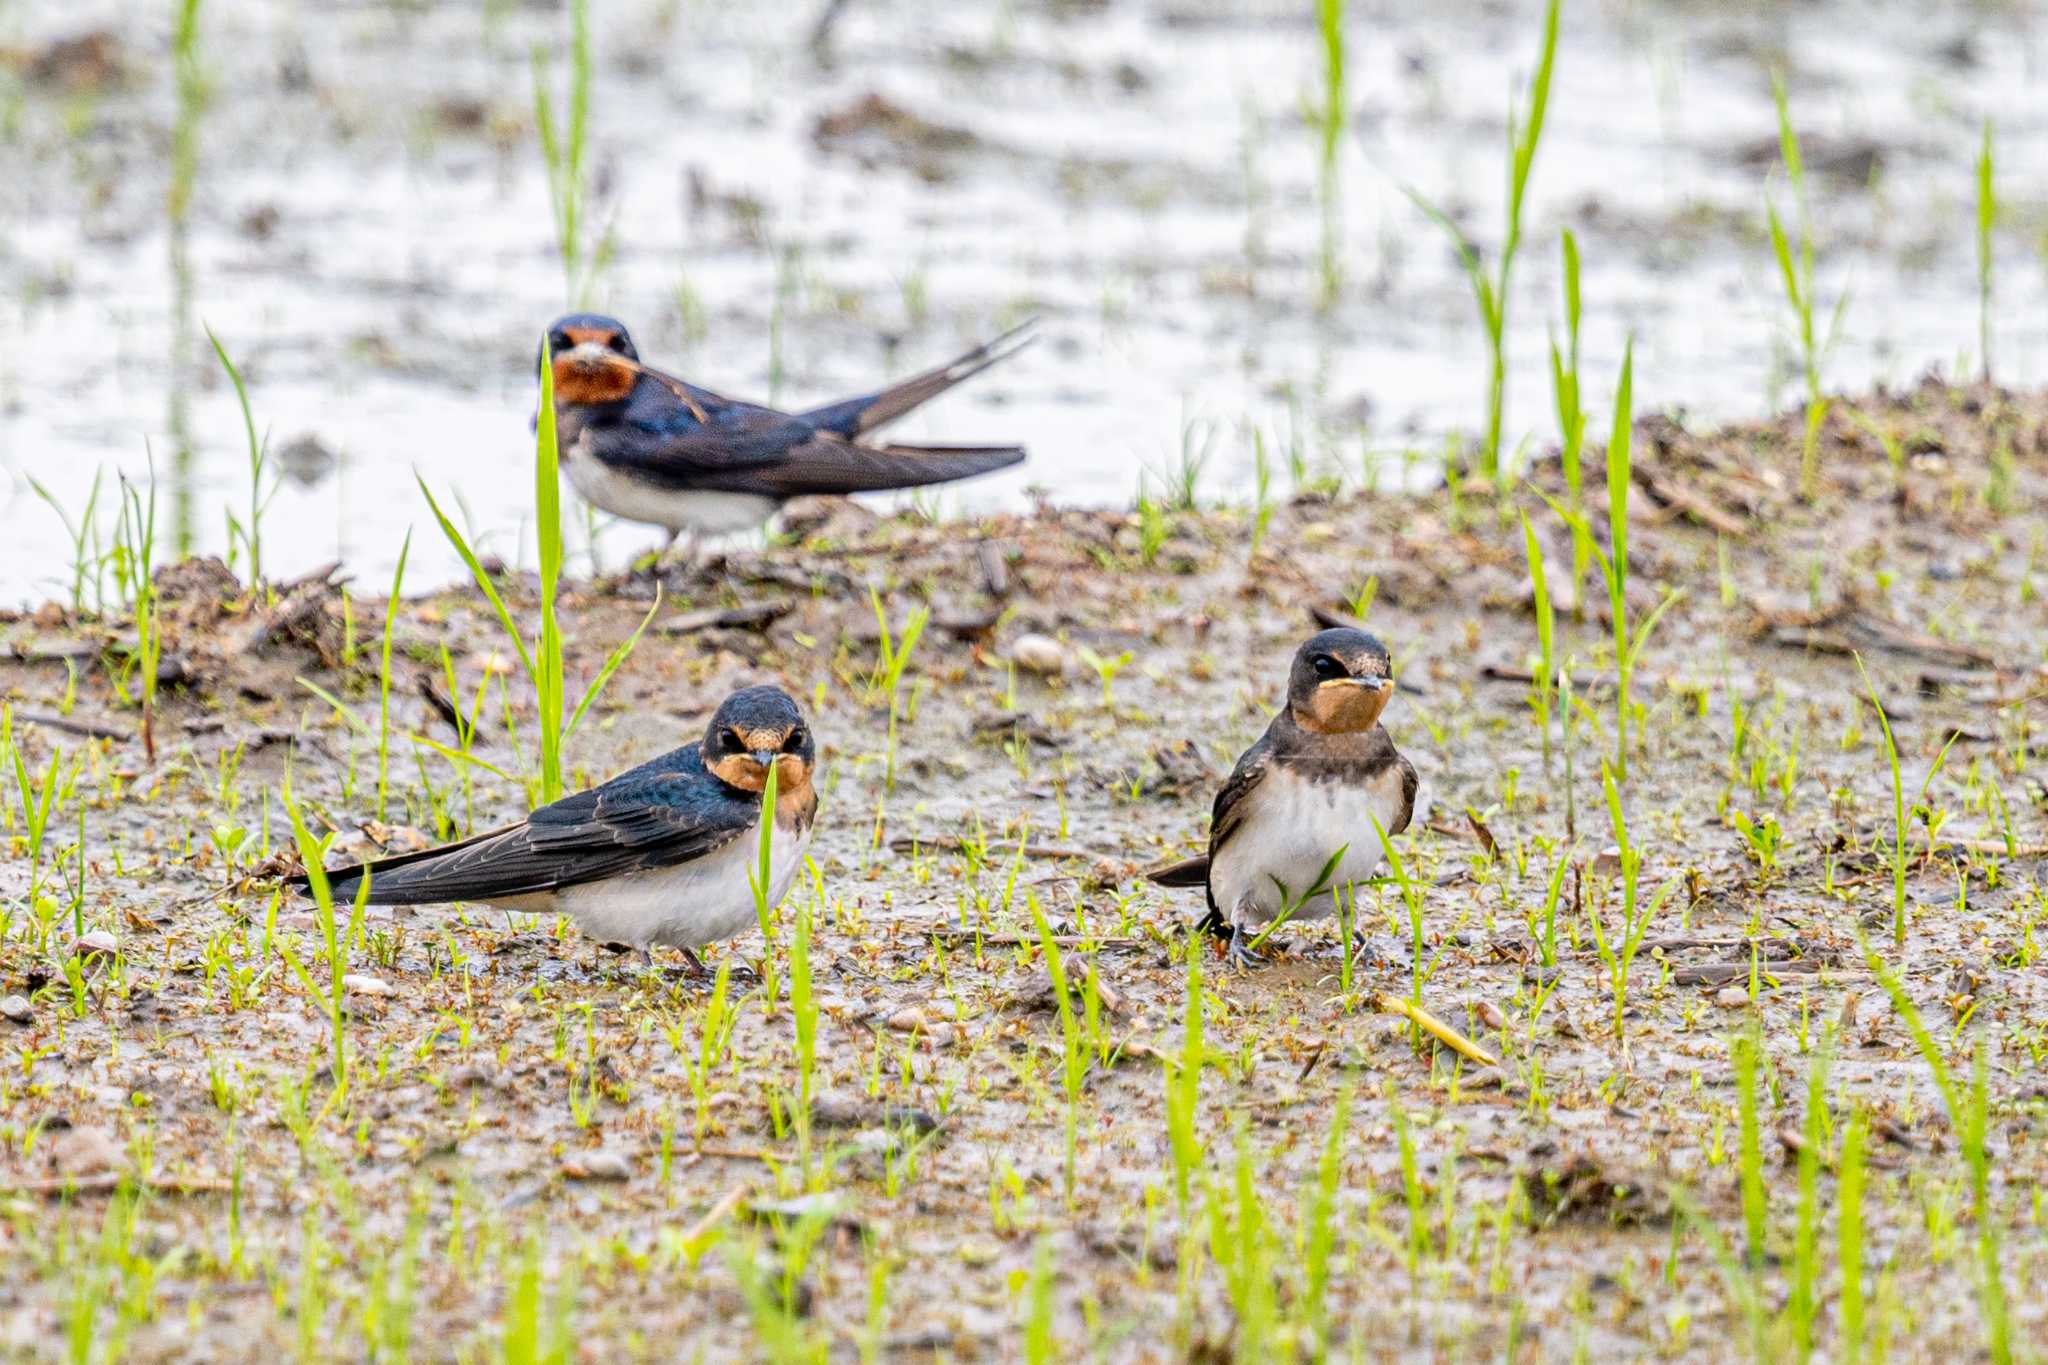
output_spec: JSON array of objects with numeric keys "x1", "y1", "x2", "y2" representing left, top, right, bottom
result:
[
  {"x1": 289, "y1": 686, "x2": 817, "y2": 969},
  {"x1": 539, "y1": 313, "x2": 1031, "y2": 548},
  {"x1": 1147, "y1": 628, "x2": 1417, "y2": 966}
]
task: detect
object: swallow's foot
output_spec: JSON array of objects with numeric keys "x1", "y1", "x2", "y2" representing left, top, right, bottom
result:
[
  {"x1": 651, "y1": 947, "x2": 722, "y2": 979},
  {"x1": 1343, "y1": 934, "x2": 1408, "y2": 970},
  {"x1": 1223, "y1": 925, "x2": 1275, "y2": 970}
]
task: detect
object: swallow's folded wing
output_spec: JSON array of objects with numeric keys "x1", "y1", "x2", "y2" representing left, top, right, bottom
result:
[
  {"x1": 1204, "y1": 730, "x2": 1278, "y2": 864},
  {"x1": 309, "y1": 749, "x2": 756, "y2": 905}
]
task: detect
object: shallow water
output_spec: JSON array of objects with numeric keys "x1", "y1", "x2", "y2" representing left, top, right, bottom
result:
[{"x1": 3, "y1": 0, "x2": 2044, "y2": 603}]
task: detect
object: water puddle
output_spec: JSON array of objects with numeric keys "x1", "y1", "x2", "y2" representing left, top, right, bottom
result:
[{"x1": 3, "y1": 0, "x2": 2043, "y2": 602}]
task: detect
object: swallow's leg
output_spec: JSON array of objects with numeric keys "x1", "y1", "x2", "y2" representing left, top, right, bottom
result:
[
  {"x1": 654, "y1": 947, "x2": 710, "y2": 981},
  {"x1": 1345, "y1": 933, "x2": 1405, "y2": 971},
  {"x1": 1224, "y1": 924, "x2": 1274, "y2": 970}
]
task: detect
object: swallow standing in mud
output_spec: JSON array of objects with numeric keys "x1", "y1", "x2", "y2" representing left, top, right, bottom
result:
[
  {"x1": 539, "y1": 313, "x2": 1031, "y2": 550},
  {"x1": 290, "y1": 686, "x2": 817, "y2": 968},
  {"x1": 1147, "y1": 628, "x2": 1417, "y2": 967}
]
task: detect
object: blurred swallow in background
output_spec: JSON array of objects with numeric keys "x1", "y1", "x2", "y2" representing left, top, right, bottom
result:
[
  {"x1": 538, "y1": 313, "x2": 1032, "y2": 551},
  {"x1": 1147, "y1": 628, "x2": 1417, "y2": 967},
  {"x1": 292, "y1": 686, "x2": 818, "y2": 969}
]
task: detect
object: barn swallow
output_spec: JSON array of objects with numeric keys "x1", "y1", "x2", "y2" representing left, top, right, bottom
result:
[
  {"x1": 1147, "y1": 628, "x2": 1417, "y2": 967},
  {"x1": 290, "y1": 686, "x2": 818, "y2": 967},
  {"x1": 539, "y1": 314, "x2": 1031, "y2": 547}
]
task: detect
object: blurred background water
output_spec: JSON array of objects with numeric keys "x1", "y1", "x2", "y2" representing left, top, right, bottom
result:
[{"x1": 2, "y1": 0, "x2": 2043, "y2": 603}]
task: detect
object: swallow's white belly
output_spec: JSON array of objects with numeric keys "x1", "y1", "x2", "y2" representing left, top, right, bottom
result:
[
  {"x1": 491, "y1": 817, "x2": 811, "y2": 950},
  {"x1": 563, "y1": 434, "x2": 777, "y2": 536},
  {"x1": 1209, "y1": 767, "x2": 1409, "y2": 929}
]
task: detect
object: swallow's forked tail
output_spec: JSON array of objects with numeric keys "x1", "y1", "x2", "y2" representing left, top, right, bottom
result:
[{"x1": 803, "y1": 318, "x2": 1038, "y2": 438}]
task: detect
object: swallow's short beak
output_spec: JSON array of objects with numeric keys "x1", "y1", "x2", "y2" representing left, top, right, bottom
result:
[
  {"x1": 748, "y1": 749, "x2": 779, "y2": 770},
  {"x1": 559, "y1": 342, "x2": 617, "y2": 367},
  {"x1": 1375, "y1": 676, "x2": 1395, "y2": 693},
  {"x1": 1318, "y1": 676, "x2": 1374, "y2": 690}
]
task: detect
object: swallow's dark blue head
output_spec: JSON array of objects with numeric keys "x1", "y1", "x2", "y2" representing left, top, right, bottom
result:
[
  {"x1": 702, "y1": 686, "x2": 816, "y2": 796},
  {"x1": 1286, "y1": 627, "x2": 1395, "y2": 733},
  {"x1": 540, "y1": 313, "x2": 639, "y2": 406}
]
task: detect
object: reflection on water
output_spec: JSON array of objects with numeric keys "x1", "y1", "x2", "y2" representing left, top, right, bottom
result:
[
  {"x1": 166, "y1": 0, "x2": 206, "y2": 560},
  {"x1": 1, "y1": 0, "x2": 2043, "y2": 604},
  {"x1": 167, "y1": 218, "x2": 196, "y2": 560}
]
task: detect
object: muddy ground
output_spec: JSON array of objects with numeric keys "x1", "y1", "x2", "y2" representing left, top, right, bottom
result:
[{"x1": 0, "y1": 381, "x2": 2044, "y2": 1360}]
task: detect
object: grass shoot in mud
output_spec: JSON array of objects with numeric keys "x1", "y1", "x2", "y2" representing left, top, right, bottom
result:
[
  {"x1": 419, "y1": 347, "x2": 655, "y2": 807},
  {"x1": 1976, "y1": 118, "x2": 1996, "y2": 383},
  {"x1": 207, "y1": 329, "x2": 277, "y2": 592},
  {"x1": 532, "y1": 0, "x2": 598, "y2": 306},
  {"x1": 1409, "y1": 0, "x2": 1559, "y2": 489},
  {"x1": 864, "y1": 587, "x2": 928, "y2": 791},
  {"x1": 108, "y1": 469, "x2": 163, "y2": 763},
  {"x1": 27, "y1": 470, "x2": 106, "y2": 620},
  {"x1": 1311, "y1": 0, "x2": 1347, "y2": 312},
  {"x1": 1765, "y1": 74, "x2": 1845, "y2": 501},
  {"x1": 1549, "y1": 228, "x2": 1593, "y2": 604}
]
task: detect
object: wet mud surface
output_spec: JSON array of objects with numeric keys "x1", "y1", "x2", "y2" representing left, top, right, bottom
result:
[{"x1": 1, "y1": 381, "x2": 2045, "y2": 1357}]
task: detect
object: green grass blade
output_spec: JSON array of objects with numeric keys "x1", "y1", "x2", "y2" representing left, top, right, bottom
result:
[
  {"x1": 416, "y1": 476, "x2": 536, "y2": 682},
  {"x1": 565, "y1": 590, "x2": 662, "y2": 740}
]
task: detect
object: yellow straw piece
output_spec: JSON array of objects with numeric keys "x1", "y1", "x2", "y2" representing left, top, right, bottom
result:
[{"x1": 1375, "y1": 993, "x2": 1498, "y2": 1068}]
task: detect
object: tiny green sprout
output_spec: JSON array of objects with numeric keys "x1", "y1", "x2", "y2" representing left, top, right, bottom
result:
[
  {"x1": 1311, "y1": 0, "x2": 1348, "y2": 310},
  {"x1": 208, "y1": 327, "x2": 281, "y2": 589},
  {"x1": 28, "y1": 469, "x2": 106, "y2": 618},
  {"x1": 748, "y1": 761, "x2": 783, "y2": 1013},
  {"x1": 865, "y1": 587, "x2": 929, "y2": 790},
  {"x1": 1135, "y1": 490, "x2": 1169, "y2": 566},
  {"x1": 1074, "y1": 645, "x2": 1134, "y2": 710},
  {"x1": 1728, "y1": 809, "x2": 1782, "y2": 877},
  {"x1": 1976, "y1": 118, "x2": 1996, "y2": 383},
  {"x1": 1250, "y1": 429, "x2": 1276, "y2": 558},
  {"x1": 1550, "y1": 227, "x2": 1592, "y2": 603},
  {"x1": 1765, "y1": 73, "x2": 1847, "y2": 499},
  {"x1": 209, "y1": 823, "x2": 249, "y2": 883},
  {"x1": 532, "y1": 0, "x2": 597, "y2": 304},
  {"x1": 1522, "y1": 511, "x2": 1556, "y2": 768},
  {"x1": 1348, "y1": 574, "x2": 1379, "y2": 621},
  {"x1": 1406, "y1": 0, "x2": 1559, "y2": 489}
]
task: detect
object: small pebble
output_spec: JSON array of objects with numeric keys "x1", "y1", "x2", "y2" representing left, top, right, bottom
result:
[
  {"x1": 0, "y1": 994, "x2": 31, "y2": 1024},
  {"x1": 72, "y1": 931, "x2": 119, "y2": 959},
  {"x1": 564, "y1": 1149, "x2": 632, "y2": 1181},
  {"x1": 1473, "y1": 999, "x2": 1506, "y2": 1031},
  {"x1": 1715, "y1": 985, "x2": 1751, "y2": 1010},
  {"x1": 1008, "y1": 633, "x2": 1067, "y2": 677},
  {"x1": 343, "y1": 974, "x2": 395, "y2": 998}
]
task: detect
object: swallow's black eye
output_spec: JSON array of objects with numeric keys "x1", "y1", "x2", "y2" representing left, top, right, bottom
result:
[
  {"x1": 1311, "y1": 654, "x2": 1343, "y2": 679},
  {"x1": 719, "y1": 730, "x2": 744, "y2": 753},
  {"x1": 782, "y1": 726, "x2": 808, "y2": 753}
]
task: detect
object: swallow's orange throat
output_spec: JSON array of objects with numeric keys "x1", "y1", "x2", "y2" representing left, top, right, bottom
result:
[
  {"x1": 552, "y1": 355, "x2": 636, "y2": 406},
  {"x1": 1295, "y1": 679, "x2": 1392, "y2": 734},
  {"x1": 708, "y1": 752, "x2": 818, "y2": 823}
]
